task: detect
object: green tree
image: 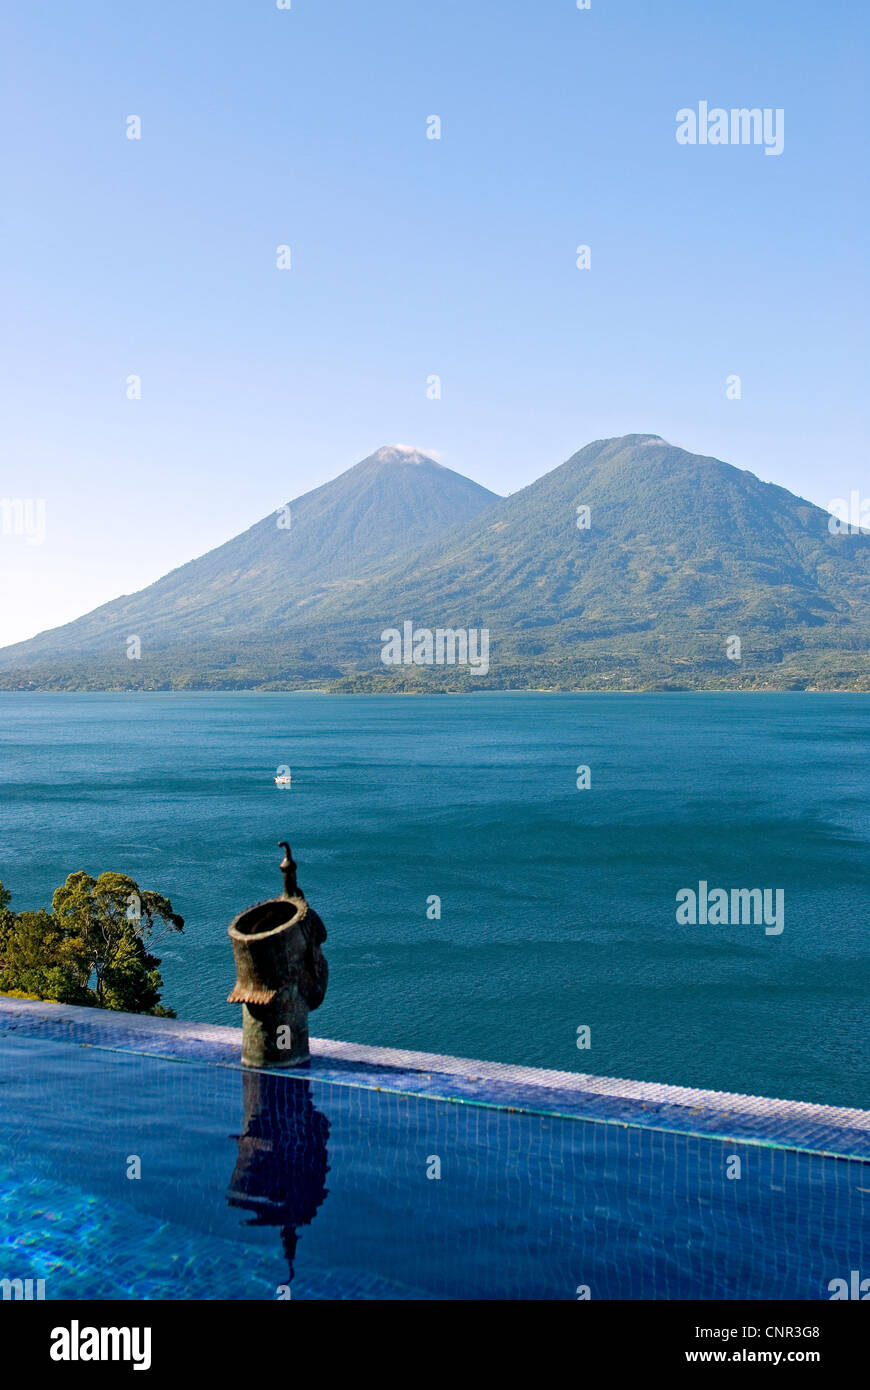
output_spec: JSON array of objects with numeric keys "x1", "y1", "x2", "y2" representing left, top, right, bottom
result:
[
  {"x1": 0, "y1": 880, "x2": 12, "y2": 938},
  {"x1": 51, "y1": 871, "x2": 183, "y2": 1016},
  {"x1": 0, "y1": 907, "x2": 91, "y2": 1004},
  {"x1": 0, "y1": 881, "x2": 17, "y2": 985}
]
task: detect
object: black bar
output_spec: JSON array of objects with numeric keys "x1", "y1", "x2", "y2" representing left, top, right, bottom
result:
[{"x1": 6, "y1": 1299, "x2": 866, "y2": 1376}]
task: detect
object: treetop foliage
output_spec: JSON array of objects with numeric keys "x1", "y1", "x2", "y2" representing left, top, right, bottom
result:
[{"x1": 0, "y1": 871, "x2": 183, "y2": 1016}]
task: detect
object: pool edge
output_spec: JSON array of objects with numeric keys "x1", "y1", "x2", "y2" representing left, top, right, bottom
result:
[{"x1": 1, "y1": 995, "x2": 868, "y2": 1161}]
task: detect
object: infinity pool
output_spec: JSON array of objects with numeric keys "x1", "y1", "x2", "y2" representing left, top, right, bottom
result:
[{"x1": 0, "y1": 1003, "x2": 866, "y2": 1300}]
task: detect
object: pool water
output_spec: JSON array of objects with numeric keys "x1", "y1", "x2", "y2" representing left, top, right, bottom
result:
[{"x1": 0, "y1": 1030, "x2": 866, "y2": 1300}]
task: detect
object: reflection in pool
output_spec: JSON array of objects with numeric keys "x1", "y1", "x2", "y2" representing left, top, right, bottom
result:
[{"x1": 228, "y1": 1072, "x2": 331, "y2": 1290}]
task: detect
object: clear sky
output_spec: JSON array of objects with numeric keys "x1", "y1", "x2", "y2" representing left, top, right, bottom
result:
[{"x1": 1, "y1": 0, "x2": 867, "y2": 646}]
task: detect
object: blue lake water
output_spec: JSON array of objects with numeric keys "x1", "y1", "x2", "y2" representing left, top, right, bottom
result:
[{"x1": 0, "y1": 692, "x2": 867, "y2": 1108}]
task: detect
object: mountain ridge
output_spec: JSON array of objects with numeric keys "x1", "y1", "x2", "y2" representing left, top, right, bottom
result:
[
  {"x1": 2, "y1": 436, "x2": 868, "y2": 691},
  {"x1": 0, "y1": 445, "x2": 500, "y2": 660}
]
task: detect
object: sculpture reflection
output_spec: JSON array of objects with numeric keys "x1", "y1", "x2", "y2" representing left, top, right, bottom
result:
[{"x1": 227, "y1": 1070, "x2": 330, "y2": 1288}]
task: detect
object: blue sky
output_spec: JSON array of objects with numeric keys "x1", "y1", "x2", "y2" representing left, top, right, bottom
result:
[{"x1": 1, "y1": 0, "x2": 867, "y2": 645}]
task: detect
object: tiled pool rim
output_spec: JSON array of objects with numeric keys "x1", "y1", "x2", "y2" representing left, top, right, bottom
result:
[{"x1": 1, "y1": 996, "x2": 868, "y2": 1162}]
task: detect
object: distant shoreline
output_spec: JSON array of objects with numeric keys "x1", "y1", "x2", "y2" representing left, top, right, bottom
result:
[{"x1": 0, "y1": 687, "x2": 865, "y2": 697}]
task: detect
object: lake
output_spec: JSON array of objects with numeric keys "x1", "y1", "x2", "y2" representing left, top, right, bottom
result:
[{"x1": 0, "y1": 691, "x2": 867, "y2": 1108}]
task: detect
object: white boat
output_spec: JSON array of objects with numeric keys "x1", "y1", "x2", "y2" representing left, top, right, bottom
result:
[{"x1": 274, "y1": 773, "x2": 292, "y2": 786}]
